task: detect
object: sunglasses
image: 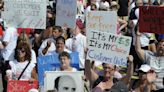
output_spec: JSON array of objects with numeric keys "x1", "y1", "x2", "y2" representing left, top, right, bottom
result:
[
  {"x1": 17, "y1": 49, "x2": 25, "y2": 53},
  {"x1": 147, "y1": 70, "x2": 155, "y2": 73}
]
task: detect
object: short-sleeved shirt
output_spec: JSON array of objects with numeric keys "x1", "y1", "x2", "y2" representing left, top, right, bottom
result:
[{"x1": 144, "y1": 50, "x2": 164, "y2": 89}]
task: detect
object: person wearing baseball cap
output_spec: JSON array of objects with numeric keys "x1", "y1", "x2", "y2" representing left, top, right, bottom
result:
[{"x1": 132, "y1": 64, "x2": 157, "y2": 92}]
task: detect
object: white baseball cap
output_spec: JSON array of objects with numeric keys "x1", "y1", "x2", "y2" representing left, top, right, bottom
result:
[{"x1": 138, "y1": 64, "x2": 151, "y2": 72}]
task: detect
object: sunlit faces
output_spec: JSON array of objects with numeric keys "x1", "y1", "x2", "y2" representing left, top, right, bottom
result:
[
  {"x1": 56, "y1": 39, "x2": 65, "y2": 53},
  {"x1": 157, "y1": 41, "x2": 164, "y2": 55},
  {"x1": 103, "y1": 63, "x2": 115, "y2": 78},
  {"x1": 52, "y1": 29, "x2": 62, "y2": 39},
  {"x1": 17, "y1": 48, "x2": 26, "y2": 58},
  {"x1": 59, "y1": 56, "x2": 71, "y2": 70},
  {"x1": 56, "y1": 76, "x2": 76, "y2": 92}
]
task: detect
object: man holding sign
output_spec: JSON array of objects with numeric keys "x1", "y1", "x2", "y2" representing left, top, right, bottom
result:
[{"x1": 135, "y1": 24, "x2": 164, "y2": 89}]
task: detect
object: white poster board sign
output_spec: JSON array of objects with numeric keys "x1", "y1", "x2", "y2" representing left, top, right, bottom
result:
[
  {"x1": 87, "y1": 30, "x2": 132, "y2": 67},
  {"x1": 55, "y1": 0, "x2": 77, "y2": 28},
  {"x1": 44, "y1": 71, "x2": 84, "y2": 92},
  {"x1": 86, "y1": 11, "x2": 117, "y2": 34},
  {"x1": 2, "y1": 0, "x2": 46, "y2": 29}
]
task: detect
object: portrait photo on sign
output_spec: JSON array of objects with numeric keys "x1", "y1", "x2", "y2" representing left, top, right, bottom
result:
[{"x1": 44, "y1": 71, "x2": 84, "y2": 92}]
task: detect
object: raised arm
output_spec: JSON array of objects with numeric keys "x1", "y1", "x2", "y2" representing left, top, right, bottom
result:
[
  {"x1": 121, "y1": 55, "x2": 133, "y2": 86},
  {"x1": 135, "y1": 25, "x2": 145, "y2": 61},
  {"x1": 85, "y1": 60, "x2": 99, "y2": 84}
]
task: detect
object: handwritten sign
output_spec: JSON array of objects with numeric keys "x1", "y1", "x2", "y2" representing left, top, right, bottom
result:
[
  {"x1": 55, "y1": 0, "x2": 77, "y2": 28},
  {"x1": 2, "y1": 0, "x2": 46, "y2": 29},
  {"x1": 37, "y1": 52, "x2": 79, "y2": 86},
  {"x1": 7, "y1": 80, "x2": 38, "y2": 92},
  {"x1": 139, "y1": 6, "x2": 164, "y2": 34},
  {"x1": 44, "y1": 71, "x2": 84, "y2": 92},
  {"x1": 86, "y1": 11, "x2": 117, "y2": 34},
  {"x1": 87, "y1": 30, "x2": 132, "y2": 67}
]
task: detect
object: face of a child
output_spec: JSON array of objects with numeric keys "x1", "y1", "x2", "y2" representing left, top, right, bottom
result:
[{"x1": 60, "y1": 56, "x2": 70, "y2": 70}]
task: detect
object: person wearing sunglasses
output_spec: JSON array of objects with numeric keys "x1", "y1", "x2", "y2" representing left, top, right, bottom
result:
[
  {"x1": 6, "y1": 42, "x2": 37, "y2": 80},
  {"x1": 85, "y1": 55, "x2": 133, "y2": 92},
  {"x1": 132, "y1": 64, "x2": 157, "y2": 92}
]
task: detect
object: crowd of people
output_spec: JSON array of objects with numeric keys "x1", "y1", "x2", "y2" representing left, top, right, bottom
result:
[{"x1": 0, "y1": 0, "x2": 164, "y2": 92}]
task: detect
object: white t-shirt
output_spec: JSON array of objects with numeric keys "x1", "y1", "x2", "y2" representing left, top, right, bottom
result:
[
  {"x1": 31, "y1": 49, "x2": 37, "y2": 64},
  {"x1": 1, "y1": 27, "x2": 18, "y2": 61},
  {"x1": 9, "y1": 60, "x2": 35, "y2": 80}
]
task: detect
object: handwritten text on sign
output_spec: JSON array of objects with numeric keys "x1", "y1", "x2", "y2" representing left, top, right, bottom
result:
[
  {"x1": 86, "y1": 11, "x2": 117, "y2": 34},
  {"x1": 139, "y1": 6, "x2": 164, "y2": 34},
  {"x1": 55, "y1": 0, "x2": 77, "y2": 28},
  {"x1": 2, "y1": 0, "x2": 46, "y2": 29},
  {"x1": 7, "y1": 80, "x2": 38, "y2": 92},
  {"x1": 87, "y1": 30, "x2": 132, "y2": 66}
]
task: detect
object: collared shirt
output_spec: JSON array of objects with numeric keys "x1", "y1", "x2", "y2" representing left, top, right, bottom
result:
[{"x1": 66, "y1": 33, "x2": 86, "y2": 68}]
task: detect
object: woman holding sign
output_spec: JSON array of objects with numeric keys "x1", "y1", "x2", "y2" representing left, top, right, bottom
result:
[
  {"x1": 6, "y1": 42, "x2": 37, "y2": 81},
  {"x1": 85, "y1": 55, "x2": 133, "y2": 92}
]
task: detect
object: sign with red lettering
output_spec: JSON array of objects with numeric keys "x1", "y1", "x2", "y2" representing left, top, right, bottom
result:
[
  {"x1": 86, "y1": 30, "x2": 132, "y2": 67},
  {"x1": 7, "y1": 80, "x2": 39, "y2": 92},
  {"x1": 139, "y1": 6, "x2": 164, "y2": 34}
]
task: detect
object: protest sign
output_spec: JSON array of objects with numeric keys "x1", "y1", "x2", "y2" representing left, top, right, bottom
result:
[
  {"x1": 44, "y1": 71, "x2": 84, "y2": 92},
  {"x1": 87, "y1": 30, "x2": 132, "y2": 67},
  {"x1": 2, "y1": 0, "x2": 46, "y2": 29},
  {"x1": 86, "y1": 11, "x2": 117, "y2": 34},
  {"x1": 7, "y1": 80, "x2": 38, "y2": 92},
  {"x1": 56, "y1": 0, "x2": 77, "y2": 28},
  {"x1": 37, "y1": 52, "x2": 79, "y2": 86},
  {"x1": 139, "y1": 6, "x2": 164, "y2": 34}
]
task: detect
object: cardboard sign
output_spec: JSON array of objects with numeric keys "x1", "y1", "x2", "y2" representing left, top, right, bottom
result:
[
  {"x1": 87, "y1": 30, "x2": 132, "y2": 67},
  {"x1": 139, "y1": 6, "x2": 164, "y2": 34},
  {"x1": 2, "y1": 0, "x2": 46, "y2": 29},
  {"x1": 44, "y1": 71, "x2": 84, "y2": 92},
  {"x1": 86, "y1": 11, "x2": 117, "y2": 34},
  {"x1": 37, "y1": 52, "x2": 79, "y2": 86},
  {"x1": 55, "y1": 0, "x2": 77, "y2": 28},
  {"x1": 7, "y1": 80, "x2": 38, "y2": 92}
]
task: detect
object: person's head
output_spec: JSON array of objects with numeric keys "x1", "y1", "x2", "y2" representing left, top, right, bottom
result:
[
  {"x1": 136, "y1": 0, "x2": 143, "y2": 6},
  {"x1": 138, "y1": 64, "x2": 155, "y2": 82},
  {"x1": 110, "y1": 1, "x2": 120, "y2": 11},
  {"x1": 102, "y1": 63, "x2": 115, "y2": 80},
  {"x1": 99, "y1": 1, "x2": 110, "y2": 11},
  {"x1": 75, "y1": 19, "x2": 84, "y2": 35},
  {"x1": 52, "y1": 26, "x2": 63, "y2": 39},
  {"x1": 55, "y1": 36, "x2": 65, "y2": 53},
  {"x1": 58, "y1": 51, "x2": 71, "y2": 70},
  {"x1": 15, "y1": 42, "x2": 31, "y2": 61},
  {"x1": 91, "y1": 3, "x2": 97, "y2": 10},
  {"x1": 55, "y1": 75, "x2": 76, "y2": 92},
  {"x1": 156, "y1": 39, "x2": 164, "y2": 56}
]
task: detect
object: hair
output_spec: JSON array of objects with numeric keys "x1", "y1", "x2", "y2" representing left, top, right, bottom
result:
[
  {"x1": 56, "y1": 36, "x2": 65, "y2": 44},
  {"x1": 52, "y1": 26, "x2": 63, "y2": 33},
  {"x1": 15, "y1": 42, "x2": 31, "y2": 61},
  {"x1": 54, "y1": 75, "x2": 76, "y2": 91},
  {"x1": 58, "y1": 51, "x2": 71, "y2": 60},
  {"x1": 17, "y1": 32, "x2": 30, "y2": 45}
]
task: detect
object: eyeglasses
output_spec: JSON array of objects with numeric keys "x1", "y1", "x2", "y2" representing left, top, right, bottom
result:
[
  {"x1": 139, "y1": 70, "x2": 155, "y2": 74},
  {"x1": 103, "y1": 66, "x2": 114, "y2": 71},
  {"x1": 147, "y1": 70, "x2": 155, "y2": 73}
]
